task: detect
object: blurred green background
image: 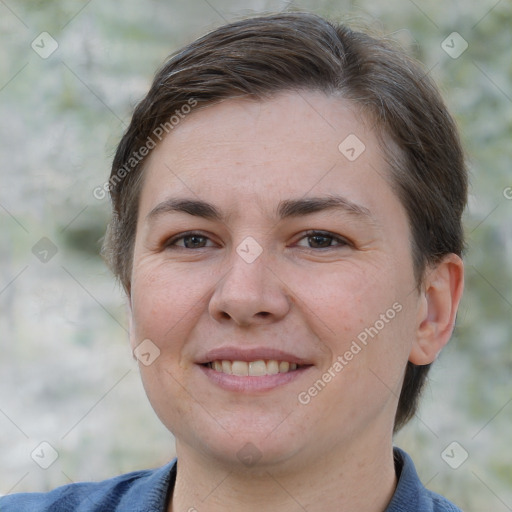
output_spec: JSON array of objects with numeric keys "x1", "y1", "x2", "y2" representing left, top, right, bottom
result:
[{"x1": 0, "y1": 0, "x2": 510, "y2": 509}]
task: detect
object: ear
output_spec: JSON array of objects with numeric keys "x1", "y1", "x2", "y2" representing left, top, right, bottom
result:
[{"x1": 409, "y1": 253, "x2": 464, "y2": 365}]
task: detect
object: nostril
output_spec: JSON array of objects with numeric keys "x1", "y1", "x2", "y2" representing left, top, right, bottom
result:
[{"x1": 257, "y1": 311, "x2": 271, "y2": 318}]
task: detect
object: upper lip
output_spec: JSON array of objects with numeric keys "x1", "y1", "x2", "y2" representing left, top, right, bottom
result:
[{"x1": 196, "y1": 346, "x2": 313, "y2": 366}]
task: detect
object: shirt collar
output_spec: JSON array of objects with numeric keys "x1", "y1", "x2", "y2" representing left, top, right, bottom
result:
[
  {"x1": 119, "y1": 459, "x2": 176, "y2": 512},
  {"x1": 144, "y1": 448, "x2": 453, "y2": 512}
]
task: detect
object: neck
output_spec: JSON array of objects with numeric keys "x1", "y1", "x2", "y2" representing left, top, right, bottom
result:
[{"x1": 169, "y1": 431, "x2": 397, "y2": 512}]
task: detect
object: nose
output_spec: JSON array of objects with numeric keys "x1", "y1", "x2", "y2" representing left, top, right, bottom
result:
[{"x1": 208, "y1": 247, "x2": 291, "y2": 327}]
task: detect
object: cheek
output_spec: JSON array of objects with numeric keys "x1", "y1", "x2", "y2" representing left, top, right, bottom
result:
[
  {"x1": 129, "y1": 261, "x2": 212, "y2": 346},
  {"x1": 128, "y1": 264, "x2": 208, "y2": 427},
  {"x1": 295, "y1": 260, "x2": 413, "y2": 381},
  {"x1": 290, "y1": 260, "x2": 395, "y2": 337}
]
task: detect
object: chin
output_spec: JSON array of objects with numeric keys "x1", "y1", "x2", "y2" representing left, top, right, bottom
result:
[
  {"x1": 170, "y1": 409, "x2": 306, "y2": 470},
  {"x1": 208, "y1": 435, "x2": 304, "y2": 471}
]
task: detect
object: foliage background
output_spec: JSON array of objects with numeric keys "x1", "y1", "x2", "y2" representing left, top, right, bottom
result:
[{"x1": 0, "y1": 0, "x2": 510, "y2": 510}]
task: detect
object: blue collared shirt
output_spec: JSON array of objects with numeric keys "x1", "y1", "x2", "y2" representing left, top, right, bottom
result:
[{"x1": 0, "y1": 448, "x2": 462, "y2": 511}]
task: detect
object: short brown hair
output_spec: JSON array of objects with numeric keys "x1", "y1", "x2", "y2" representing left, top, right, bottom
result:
[{"x1": 102, "y1": 12, "x2": 467, "y2": 432}]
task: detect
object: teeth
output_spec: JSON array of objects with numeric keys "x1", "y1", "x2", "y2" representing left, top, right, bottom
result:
[
  {"x1": 221, "y1": 360, "x2": 232, "y2": 374},
  {"x1": 279, "y1": 361, "x2": 289, "y2": 373},
  {"x1": 267, "y1": 360, "x2": 279, "y2": 375},
  {"x1": 232, "y1": 361, "x2": 248, "y2": 376},
  {"x1": 249, "y1": 360, "x2": 267, "y2": 377},
  {"x1": 208, "y1": 360, "x2": 301, "y2": 376}
]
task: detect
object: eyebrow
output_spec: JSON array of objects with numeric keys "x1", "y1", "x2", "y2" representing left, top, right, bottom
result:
[{"x1": 146, "y1": 195, "x2": 375, "y2": 225}]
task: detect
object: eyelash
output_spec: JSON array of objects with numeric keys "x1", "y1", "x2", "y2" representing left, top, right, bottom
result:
[{"x1": 164, "y1": 230, "x2": 351, "y2": 250}]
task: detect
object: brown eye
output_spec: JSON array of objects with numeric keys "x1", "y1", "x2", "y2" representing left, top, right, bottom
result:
[
  {"x1": 165, "y1": 232, "x2": 214, "y2": 249},
  {"x1": 308, "y1": 234, "x2": 334, "y2": 248},
  {"x1": 181, "y1": 235, "x2": 208, "y2": 248},
  {"x1": 296, "y1": 231, "x2": 350, "y2": 249}
]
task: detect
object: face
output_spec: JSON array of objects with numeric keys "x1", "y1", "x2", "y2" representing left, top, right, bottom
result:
[{"x1": 128, "y1": 91, "x2": 423, "y2": 471}]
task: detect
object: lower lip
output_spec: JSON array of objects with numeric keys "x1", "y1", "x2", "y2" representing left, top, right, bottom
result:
[{"x1": 198, "y1": 364, "x2": 312, "y2": 392}]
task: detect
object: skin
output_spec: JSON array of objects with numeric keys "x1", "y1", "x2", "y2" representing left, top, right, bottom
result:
[{"x1": 127, "y1": 91, "x2": 464, "y2": 512}]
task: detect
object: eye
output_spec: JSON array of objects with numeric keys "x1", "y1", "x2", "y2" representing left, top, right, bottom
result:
[
  {"x1": 165, "y1": 231, "x2": 215, "y2": 249},
  {"x1": 295, "y1": 230, "x2": 351, "y2": 249}
]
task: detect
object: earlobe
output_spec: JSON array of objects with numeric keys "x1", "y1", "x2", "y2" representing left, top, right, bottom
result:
[{"x1": 409, "y1": 254, "x2": 464, "y2": 365}]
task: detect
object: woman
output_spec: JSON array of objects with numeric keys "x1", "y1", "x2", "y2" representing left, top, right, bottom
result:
[{"x1": 1, "y1": 12, "x2": 466, "y2": 511}]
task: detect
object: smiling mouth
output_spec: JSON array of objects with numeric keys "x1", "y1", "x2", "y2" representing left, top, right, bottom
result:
[{"x1": 204, "y1": 360, "x2": 304, "y2": 377}]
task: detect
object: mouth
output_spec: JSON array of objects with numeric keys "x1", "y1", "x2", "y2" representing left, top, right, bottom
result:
[
  {"x1": 196, "y1": 346, "x2": 314, "y2": 392},
  {"x1": 197, "y1": 347, "x2": 314, "y2": 392},
  {"x1": 203, "y1": 359, "x2": 302, "y2": 377}
]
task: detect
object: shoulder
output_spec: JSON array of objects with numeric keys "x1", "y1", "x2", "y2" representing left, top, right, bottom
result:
[
  {"x1": 0, "y1": 460, "x2": 177, "y2": 512},
  {"x1": 387, "y1": 448, "x2": 463, "y2": 512}
]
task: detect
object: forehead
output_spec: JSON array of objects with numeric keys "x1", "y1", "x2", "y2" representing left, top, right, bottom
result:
[{"x1": 137, "y1": 91, "x2": 399, "y2": 225}]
